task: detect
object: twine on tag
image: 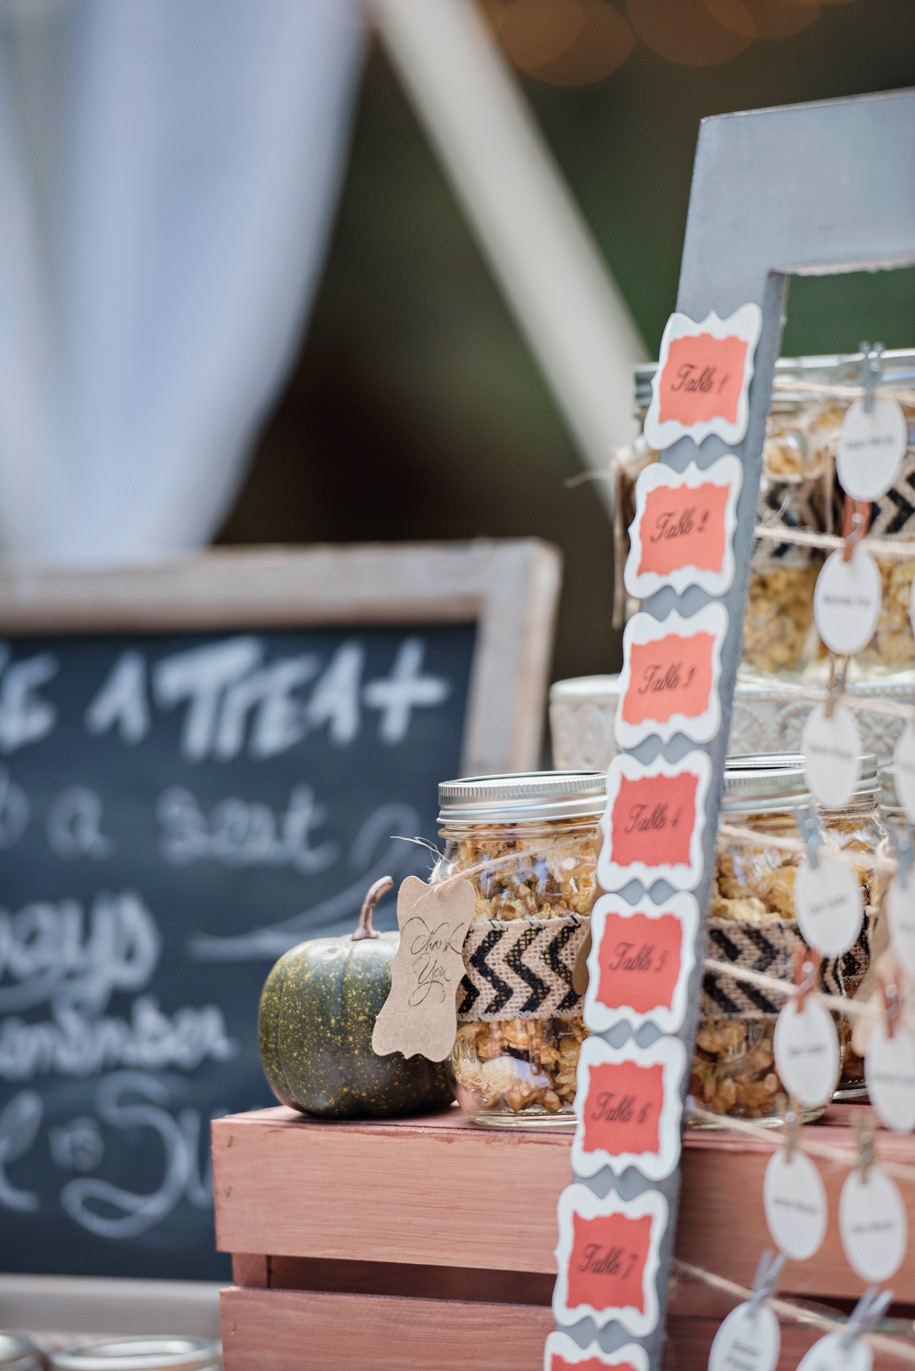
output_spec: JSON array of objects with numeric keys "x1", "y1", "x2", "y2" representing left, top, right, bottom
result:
[
  {"x1": 719, "y1": 822, "x2": 899, "y2": 876},
  {"x1": 754, "y1": 519, "x2": 915, "y2": 562},
  {"x1": 684, "y1": 1099, "x2": 915, "y2": 1189},
  {"x1": 672, "y1": 1260, "x2": 915, "y2": 1363}
]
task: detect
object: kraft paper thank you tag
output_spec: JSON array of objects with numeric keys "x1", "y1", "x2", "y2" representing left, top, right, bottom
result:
[{"x1": 372, "y1": 874, "x2": 475, "y2": 1062}]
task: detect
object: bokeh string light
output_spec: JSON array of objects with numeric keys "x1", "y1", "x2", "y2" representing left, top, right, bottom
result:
[{"x1": 481, "y1": 0, "x2": 860, "y2": 84}]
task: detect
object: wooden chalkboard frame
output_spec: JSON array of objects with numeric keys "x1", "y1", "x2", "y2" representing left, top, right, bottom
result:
[{"x1": 0, "y1": 539, "x2": 561, "y2": 776}]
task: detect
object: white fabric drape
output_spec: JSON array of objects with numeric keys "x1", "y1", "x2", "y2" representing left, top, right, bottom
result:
[{"x1": 0, "y1": 0, "x2": 365, "y2": 563}]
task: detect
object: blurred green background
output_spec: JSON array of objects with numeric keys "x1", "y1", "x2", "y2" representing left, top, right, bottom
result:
[{"x1": 220, "y1": 0, "x2": 915, "y2": 690}]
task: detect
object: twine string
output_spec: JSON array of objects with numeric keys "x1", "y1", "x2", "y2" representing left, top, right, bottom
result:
[{"x1": 672, "y1": 1259, "x2": 915, "y2": 1363}]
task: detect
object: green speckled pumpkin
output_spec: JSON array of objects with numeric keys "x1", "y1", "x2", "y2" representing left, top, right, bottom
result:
[{"x1": 259, "y1": 876, "x2": 452, "y2": 1119}]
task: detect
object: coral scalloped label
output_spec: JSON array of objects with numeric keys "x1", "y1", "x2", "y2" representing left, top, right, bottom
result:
[
  {"x1": 615, "y1": 603, "x2": 728, "y2": 748},
  {"x1": 600, "y1": 752, "x2": 710, "y2": 891},
  {"x1": 553, "y1": 1185, "x2": 667, "y2": 1334},
  {"x1": 624, "y1": 456, "x2": 742, "y2": 600},
  {"x1": 572, "y1": 1037, "x2": 685, "y2": 1181},
  {"x1": 585, "y1": 891, "x2": 698, "y2": 1034},
  {"x1": 643, "y1": 304, "x2": 761, "y2": 450}
]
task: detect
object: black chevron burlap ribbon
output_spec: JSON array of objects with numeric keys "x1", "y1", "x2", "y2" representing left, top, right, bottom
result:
[
  {"x1": 701, "y1": 912, "x2": 872, "y2": 1018},
  {"x1": 457, "y1": 914, "x2": 587, "y2": 1021}
]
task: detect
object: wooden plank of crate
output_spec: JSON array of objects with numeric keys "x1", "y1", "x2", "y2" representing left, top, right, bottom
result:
[
  {"x1": 218, "y1": 1288, "x2": 825, "y2": 1371},
  {"x1": 212, "y1": 1106, "x2": 915, "y2": 1298}
]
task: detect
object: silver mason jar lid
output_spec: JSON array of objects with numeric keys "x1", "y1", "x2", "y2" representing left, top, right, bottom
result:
[
  {"x1": 721, "y1": 752, "x2": 878, "y2": 815},
  {"x1": 0, "y1": 1334, "x2": 42, "y2": 1371},
  {"x1": 634, "y1": 348, "x2": 915, "y2": 411},
  {"x1": 50, "y1": 1341, "x2": 221, "y2": 1371},
  {"x1": 438, "y1": 771, "x2": 605, "y2": 824}
]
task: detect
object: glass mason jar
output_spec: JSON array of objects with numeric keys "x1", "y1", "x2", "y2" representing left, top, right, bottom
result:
[
  {"x1": 695, "y1": 753, "x2": 881, "y2": 1124},
  {"x1": 630, "y1": 359, "x2": 838, "y2": 675},
  {"x1": 434, "y1": 771, "x2": 604, "y2": 1128},
  {"x1": 629, "y1": 350, "x2": 915, "y2": 675},
  {"x1": 0, "y1": 1336, "x2": 42, "y2": 1371},
  {"x1": 50, "y1": 1341, "x2": 221, "y2": 1371}
]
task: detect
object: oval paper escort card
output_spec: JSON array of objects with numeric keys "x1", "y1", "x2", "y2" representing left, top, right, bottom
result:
[
  {"x1": 543, "y1": 1334, "x2": 649, "y2": 1371},
  {"x1": 794, "y1": 852, "x2": 863, "y2": 958},
  {"x1": 887, "y1": 870, "x2": 915, "y2": 978},
  {"x1": 836, "y1": 395, "x2": 907, "y2": 501},
  {"x1": 600, "y1": 752, "x2": 711, "y2": 892},
  {"x1": 795, "y1": 1333, "x2": 872, "y2": 1371},
  {"x1": 707, "y1": 1302, "x2": 780, "y2": 1371},
  {"x1": 814, "y1": 547, "x2": 881, "y2": 656},
  {"x1": 763, "y1": 1148, "x2": 827, "y2": 1261},
  {"x1": 773, "y1": 997, "x2": 840, "y2": 1108},
  {"x1": 584, "y1": 891, "x2": 698, "y2": 1035},
  {"x1": 642, "y1": 304, "x2": 762, "y2": 450},
  {"x1": 865, "y1": 1020, "x2": 915, "y2": 1134},
  {"x1": 572, "y1": 1037, "x2": 686, "y2": 1181},
  {"x1": 801, "y1": 702, "x2": 861, "y2": 809},
  {"x1": 624, "y1": 456, "x2": 742, "y2": 601},
  {"x1": 615, "y1": 604, "x2": 728, "y2": 749},
  {"x1": 839, "y1": 1164, "x2": 908, "y2": 1283},
  {"x1": 553, "y1": 1185, "x2": 667, "y2": 1335}
]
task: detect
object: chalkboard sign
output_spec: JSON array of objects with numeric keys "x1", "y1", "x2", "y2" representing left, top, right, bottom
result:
[{"x1": 0, "y1": 542, "x2": 560, "y2": 1281}]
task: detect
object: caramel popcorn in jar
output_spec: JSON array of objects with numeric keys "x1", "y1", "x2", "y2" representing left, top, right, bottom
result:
[{"x1": 433, "y1": 773, "x2": 603, "y2": 1128}]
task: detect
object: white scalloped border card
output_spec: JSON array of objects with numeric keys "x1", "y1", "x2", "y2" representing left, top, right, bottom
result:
[
  {"x1": 624, "y1": 456, "x2": 742, "y2": 601},
  {"x1": 553, "y1": 1184, "x2": 667, "y2": 1334},
  {"x1": 615, "y1": 602, "x2": 728, "y2": 749},
  {"x1": 599, "y1": 751, "x2": 710, "y2": 892},
  {"x1": 572, "y1": 1036, "x2": 686, "y2": 1181}
]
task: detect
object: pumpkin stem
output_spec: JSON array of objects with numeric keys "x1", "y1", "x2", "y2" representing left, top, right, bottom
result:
[{"x1": 352, "y1": 875, "x2": 393, "y2": 940}]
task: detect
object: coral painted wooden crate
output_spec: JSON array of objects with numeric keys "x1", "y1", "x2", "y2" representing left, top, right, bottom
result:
[{"x1": 212, "y1": 1104, "x2": 915, "y2": 1371}]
